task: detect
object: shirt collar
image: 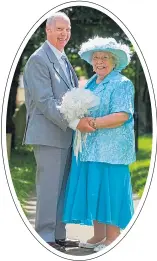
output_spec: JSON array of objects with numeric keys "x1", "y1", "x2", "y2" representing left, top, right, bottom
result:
[
  {"x1": 101, "y1": 70, "x2": 120, "y2": 83},
  {"x1": 46, "y1": 40, "x2": 66, "y2": 61},
  {"x1": 85, "y1": 70, "x2": 120, "y2": 89}
]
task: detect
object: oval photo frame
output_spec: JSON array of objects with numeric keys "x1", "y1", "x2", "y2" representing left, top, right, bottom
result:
[{"x1": 1, "y1": 1, "x2": 156, "y2": 260}]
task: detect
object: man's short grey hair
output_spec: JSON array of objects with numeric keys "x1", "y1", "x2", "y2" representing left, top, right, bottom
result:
[{"x1": 46, "y1": 12, "x2": 70, "y2": 26}]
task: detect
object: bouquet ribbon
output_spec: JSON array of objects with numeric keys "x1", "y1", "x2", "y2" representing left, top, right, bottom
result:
[{"x1": 73, "y1": 130, "x2": 87, "y2": 161}]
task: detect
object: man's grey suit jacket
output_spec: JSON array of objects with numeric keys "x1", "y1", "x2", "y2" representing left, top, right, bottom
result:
[{"x1": 23, "y1": 41, "x2": 78, "y2": 148}]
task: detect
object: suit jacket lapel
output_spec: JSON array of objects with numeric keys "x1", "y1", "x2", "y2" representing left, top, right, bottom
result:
[
  {"x1": 67, "y1": 60, "x2": 78, "y2": 87},
  {"x1": 43, "y1": 42, "x2": 72, "y2": 90}
]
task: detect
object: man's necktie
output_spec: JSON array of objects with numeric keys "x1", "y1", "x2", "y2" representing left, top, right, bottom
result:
[{"x1": 61, "y1": 55, "x2": 73, "y2": 87}]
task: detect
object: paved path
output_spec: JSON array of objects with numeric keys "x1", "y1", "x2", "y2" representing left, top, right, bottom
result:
[{"x1": 23, "y1": 191, "x2": 140, "y2": 256}]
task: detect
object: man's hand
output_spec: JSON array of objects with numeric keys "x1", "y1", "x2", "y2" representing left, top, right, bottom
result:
[{"x1": 76, "y1": 117, "x2": 96, "y2": 133}]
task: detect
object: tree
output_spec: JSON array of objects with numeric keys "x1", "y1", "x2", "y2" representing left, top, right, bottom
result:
[
  {"x1": 6, "y1": 22, "x2": 46, "y2": 148},
  {"x1": 6, "y1": 57, "x2": 23, "y2": 148}
]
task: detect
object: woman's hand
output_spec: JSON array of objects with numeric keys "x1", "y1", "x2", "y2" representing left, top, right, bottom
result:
[
  {"x1": 76, "y1": 117, "x2": 96, "y2": 133},
  {"x1": 89, "y1": 118, "x2": 97, "y2": 129}
]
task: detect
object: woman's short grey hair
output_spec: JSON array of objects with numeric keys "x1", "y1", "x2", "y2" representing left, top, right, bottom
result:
[
  {"x1": 108, "y1": 52, "x2": 119, "y2": 67},
  {"x1": 46, "y1": 12, "x2": 70, "y2": 26}
]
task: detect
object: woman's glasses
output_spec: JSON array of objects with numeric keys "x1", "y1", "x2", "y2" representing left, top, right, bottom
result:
[{"x1": 92, "y1": 56, "x2": 111, "y2": 62}]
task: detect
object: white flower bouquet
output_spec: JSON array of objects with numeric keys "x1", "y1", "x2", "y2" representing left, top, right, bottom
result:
[{"x1": 57, "y1": 87, "x2": 100, "y2": 160}]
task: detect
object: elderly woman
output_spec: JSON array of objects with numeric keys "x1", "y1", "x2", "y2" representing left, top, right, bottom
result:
[{"x1": 63, "y1": 37, "x2": 136, "y2": 252}]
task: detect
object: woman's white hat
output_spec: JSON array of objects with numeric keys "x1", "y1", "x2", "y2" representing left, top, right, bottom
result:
[{"x1": 78, "y1": 37, "x2": 132, "y2": 71}]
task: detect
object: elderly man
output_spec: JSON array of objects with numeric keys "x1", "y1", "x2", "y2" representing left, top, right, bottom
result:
[{"x1": 23, "y1": 12, "x2": 95, "y2": 251}]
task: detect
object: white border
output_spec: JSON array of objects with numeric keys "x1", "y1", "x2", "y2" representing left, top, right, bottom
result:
[{"x1": 1, "y1": 1, "x2": 157, "y2": 261}]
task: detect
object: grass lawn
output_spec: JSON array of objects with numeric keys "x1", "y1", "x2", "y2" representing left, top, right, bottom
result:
[
  {"x1": 9, "y1": 145, "x2": 36, "y2": 212},
  {"x1": 9, "y1": 134, "x2": 152, "y2": 211},
  {"x1": 130, "y1": 134, "x2": 152, "y2": 197}
]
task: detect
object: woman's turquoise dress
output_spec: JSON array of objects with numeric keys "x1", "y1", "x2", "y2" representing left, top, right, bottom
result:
[{"x1": 62, "y1": 72, "x2": 135, "y2": 229}]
